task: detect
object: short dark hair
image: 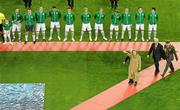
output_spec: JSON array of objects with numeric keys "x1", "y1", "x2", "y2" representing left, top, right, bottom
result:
[
  {"x1": 152, "y1": 7, "x2": 156, "y2": 11},
  {"x1": 138, "y1": 7, "x2": 142, "y2": 9},
  {"x1": 52, "y1": 6, "x2": 56, "y2": 8},
  {"x1": 166, "y1": 40, "x2": 171, "y2": 44}
]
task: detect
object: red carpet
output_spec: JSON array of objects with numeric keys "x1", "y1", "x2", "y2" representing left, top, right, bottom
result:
[
  {"x1": 71, "y1": 42, "x2": 180, "y2": 110},
  {"x1": 0, "y1": 42, "x2": 151, "y2": 52}
]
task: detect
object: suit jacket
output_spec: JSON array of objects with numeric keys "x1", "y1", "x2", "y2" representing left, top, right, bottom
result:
[{"x1": 148, "y1": 43, "x2": 165, "y2": 61}]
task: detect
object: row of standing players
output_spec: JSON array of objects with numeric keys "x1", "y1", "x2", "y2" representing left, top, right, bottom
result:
[
  {"x1": 123, "y1": 38, "x2": 178, "y2": 86},
  {"x1": 1, "y1": 6, "x2": 158, "y2": 45}
]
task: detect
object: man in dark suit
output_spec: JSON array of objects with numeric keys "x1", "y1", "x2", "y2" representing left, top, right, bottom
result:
[
  {"x1": 67, "y1": 0, "x2": 74, "y2": 9},
  {"x1": 110, "y1": 0, "x2": 119, "y2": 9},
  {"x1": 148, "y1": 38, "x2": 165, "y2": 76},
  {"x1": 23, "y1": 0, "x2": 32, "y2": 8}
]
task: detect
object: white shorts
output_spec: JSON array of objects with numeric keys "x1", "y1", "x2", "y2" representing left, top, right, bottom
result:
[
  {"x1": 82, "y1": 23, "x2": 92, "y2": 31},
  {"x1": 95, "y1": 23, "x2": 103, "y2": 31},
  {"x1": 122, "y1": 24, "x2": 131, "y2": 31},
  {"x1": 149, "y1": 24, "x2": 157, "y2": 31},
  {"x1": 50, "y1": 22, "x2": 60, "y2": 29},
  {"x1": 110, "y1": 24, "x2": 119, "y2": 31},
  {"x1": 65, "y1": 24, "x2": 74, "y2": 32},
  {"x1": 12, "y1": 23, "x2": 21, "y2": 32},
  {"x1": 3, "y1": 30, "x2": 11, "y2": 37},
  {"x1": 36, "y1": 23, "x2": 46, "y2": 32},
  {"x1": 136, "y1": 24, "x2": 144, "y2": 30}
]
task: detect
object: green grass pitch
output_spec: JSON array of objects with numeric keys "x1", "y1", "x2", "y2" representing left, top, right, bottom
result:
[
  {"x1": 0, "y1": 52, "x2": 153, "y2": 110},
  {"x1": 0, "y1": 0, "x2": 180, "y2": 110}
]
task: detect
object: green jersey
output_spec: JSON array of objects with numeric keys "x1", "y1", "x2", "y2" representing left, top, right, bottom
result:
[
  {"x1": 24, "y1": 14, "x2": 35, "y2": 25},
  {"x1": 12, "y1": 12, "x2": 23, "y2": 24},
  {"x1": 121, "y1": 12, "x2": 132, "y2": 25},
  {"x1": 111, "y1": 13, "x2": 121, "y2": 25},
  {"x1": 64, "y1": 12, "x2": 75, "y2": 25},
  {"x1": 135, "y1": 11, "x2": 145, "y2": 24},
  {"x1": 35, "y1": 11, "x2": 47, "y2": 23},
  {"x1": 49, "y1": 10, "x2": 61, "y2": 22},
  {"x1": 3, "y1": 22, "x2": 11, "y2": 30},
  {"x1": 148, "y1": 12, "x2": 158, "y2": 24},
  {"x1": 94, "y1": 12, "x2": 105, "y2": 24},
  {"x1": 81, "y1": 12, "x2": 91, "y2": 24}
]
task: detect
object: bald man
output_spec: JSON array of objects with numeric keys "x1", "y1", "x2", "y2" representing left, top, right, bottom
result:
[{"x1": 147, "y1": 38, "x2": 165, "y2": 76}]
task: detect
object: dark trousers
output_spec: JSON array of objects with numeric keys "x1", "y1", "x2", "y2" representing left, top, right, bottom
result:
[
  {"x1": 110, "y1": 0, "x2": 118, "y2": 9},
  {"x1": 24, "y1": 1, "x2": 32, "y2": 8},
  {"x1": 163, "y1": 60, "x2": 174, "y2": 74},
  {"x1": 154, "y1": 59, "x2": 160, "y2": 73},
  {"x1": 68, "y1": 0, "x2": 74, "y2": 9},
  {"x1": 0, "y1": 24, "x2": 4, "y2": 42}
]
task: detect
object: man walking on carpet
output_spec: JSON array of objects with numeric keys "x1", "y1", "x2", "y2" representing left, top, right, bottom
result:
[
  {"x1": 123, "y1": 50, "x2": 141, "y2": 86},
  {"x1": 161, "y1": 40, "x2": 178, "y2": 77},
  {"x1": 147, "y1": 38, "x2": 165, "y2": 76}
]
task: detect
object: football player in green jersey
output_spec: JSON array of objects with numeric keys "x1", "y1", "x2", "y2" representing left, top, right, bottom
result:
[
  {"x1": 80, "y1": 7, "x2": 92, "y2": 41},
  {"x1": 121, "y1": 7, "x2": 132, "y2": 41},
  {"x1": 35, "y1": 6, "x2": 47, "y2": 41},
  {"x1": 11, "y1": 9, "x2": 23, "y2": 42},
  {"x1": 3, "y1": 19, "x2": 12, "y2": 45},
  {"x1": 64, "y1": 7, "x2": 75, "y2": 42},
  {"x1": 24, "y1": 9, "x2": 36, "y2": 44},
  {"x1": 49, "y1": 6, "x2": 61, "y2": 41},
  {"x1": 148, "y1": 8, "x2": 158, "y2": 41},
  {"x1": 94, "y1": 8, "x2": 107, "y2": 41},
  {"x1": 135, "y1": 7, "x2": 145, "y2": 41},
  {"x1": 110, "y1": 10, "x2": 121, "y2": 41}
]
